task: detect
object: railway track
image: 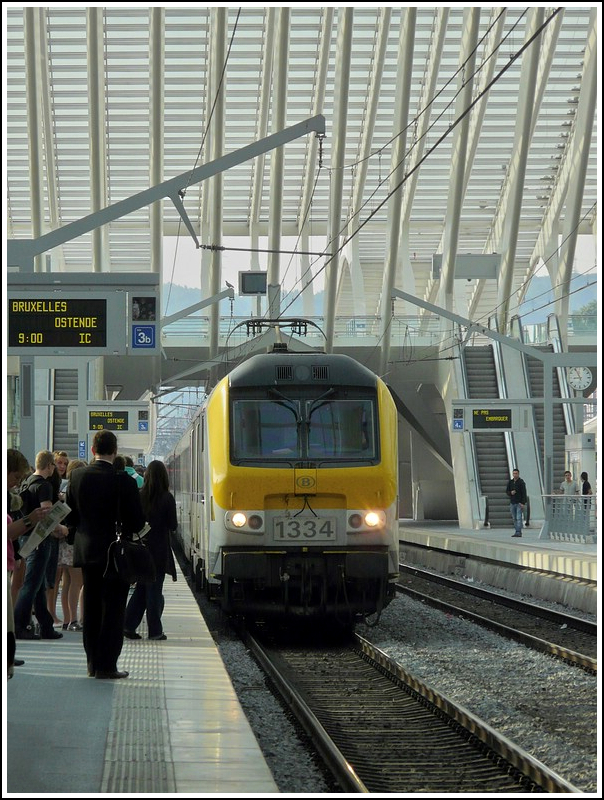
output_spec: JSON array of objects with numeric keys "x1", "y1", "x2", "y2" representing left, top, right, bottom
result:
[
  {"x1": 243, "y1": 625, "x2": 580, "y2": 794},
  {"x1": 397, "y1": 564, "x2": 597, "y2": 673}
]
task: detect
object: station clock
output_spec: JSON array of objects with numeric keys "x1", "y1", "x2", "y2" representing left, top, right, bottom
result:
[{"x1": 567, "y1": 366, "x2": 592, "y2": 391}]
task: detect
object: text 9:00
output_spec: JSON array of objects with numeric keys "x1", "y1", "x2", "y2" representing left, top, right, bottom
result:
[{"x1": 18, "y1": 333, "x2": 43, "y2": 344}]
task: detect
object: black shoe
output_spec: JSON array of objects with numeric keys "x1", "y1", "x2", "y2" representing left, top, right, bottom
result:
[
  {"x1": 95, "y1": 670, "x2": 129, "y2": 680},
  {"x1": 87, "y1": 663, "x2": 96, "y2": 677},
  {"x1": 16, "y1": 627, "x2": 40, "y2": 640},
  {"x1": 511, "y1": 533, "x2": 522, "y2": 538},
  {"x1": 13, "y1": 658, "x2": 25, "y2": 666},
  {"x1": 123, "y1": 630, "x2": 141, "y2": 640},
  {"x1": 40, "y1": 630, "x2": 63, "y2": 639},
  {"x1": 149, "y1": 633, "x2": 167, "y2": 641}
]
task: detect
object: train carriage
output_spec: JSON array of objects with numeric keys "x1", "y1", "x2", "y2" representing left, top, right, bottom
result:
[{"x1": 167, "y1": 343, "x2": 399, "y2": 624}]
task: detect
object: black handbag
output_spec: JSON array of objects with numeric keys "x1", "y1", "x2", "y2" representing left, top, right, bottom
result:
[
  {"x1": 104, "y1": 478, "x2": 156, "y2": 585},
  {"x1": 107, "y1": 527, "x2": 156, "y2": 585}
]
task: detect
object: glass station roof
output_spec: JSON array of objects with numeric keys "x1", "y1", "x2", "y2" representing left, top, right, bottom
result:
[{"x1": 4, "y1": 6, "x2": 598, "y2": 326}]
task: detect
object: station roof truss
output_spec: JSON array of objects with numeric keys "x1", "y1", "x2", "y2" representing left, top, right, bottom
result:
[{"x1": 5, "y1": 6, "x2": 598, "y2": 330}]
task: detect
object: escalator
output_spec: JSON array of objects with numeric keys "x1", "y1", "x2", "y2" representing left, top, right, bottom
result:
[
  {"x1": 463, "y1": 346, "x2": 510, "y2": 527},
  {"x1": 525, "y1": 348, "x2": 568, "y2": 488},
  {"x1": 52, "y1": 369, "x2": 79, "y2": 457}
]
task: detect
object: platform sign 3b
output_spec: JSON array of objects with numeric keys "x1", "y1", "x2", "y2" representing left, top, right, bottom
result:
[
  {"x1": 132, "y1": 325, "x2": 156, "y2": 350},
  {"x1": 129, "y1": 294, "x2": 158, "y2": 354}
]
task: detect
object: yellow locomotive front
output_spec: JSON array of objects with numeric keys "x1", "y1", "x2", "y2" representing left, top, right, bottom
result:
[{"x1": 205, "y1": 349, "x2": 399, "y2": 623}]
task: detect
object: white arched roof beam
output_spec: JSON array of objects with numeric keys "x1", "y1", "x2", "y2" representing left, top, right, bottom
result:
[
  {"x1": 38, "y1": 8, "x2": 65, "y2": 271},
  {"x1": 298, "y1": 8, "x2": 334, "y2": 315},
  {"x1": 340, "y1": 7, "x2": 390, "y2": 316},
  {"x1": 399, "y1": 8, "x2": 449, "y2": 305},
  {"x1": 339, "y1": 237, "x2": 364, "y2": 316},
  {"x1": 299, "y1": 232, "x2": 315, "y2": 317},
  {"x1": 324, "y1": 8, "x2": 353, "y2": 352},
  {"x1": 437, "y1": 8, "x2": 481, "y2": 312},
  {"x1": 348, "y1": 239, "x2": 365, "y2": 316},
  {"x1": 336, "y1": 8, "x2": 392, "y2": 314},
  {"x1": 553, "y1": 9, "x2": 597, "y2": 341},
  {"x1": 378, "y1": 8, "x2": 415, "y2": 376},
  {"x1": 495, "y1": 7, "x2": 544, "y2": 331},
  {"x1": 267, "y1": 7, "x2": 289, "y2": 317},
  {"x1": 24, "y1": 8, "x2": 45, "y2": 272},
  {"x1": 87, "y1": 7, "x2": 109, "y2": 272},
  {"x1": 299, "y1": 8, "x2": 333, "y2": 233},
  {"x1": 198, "y1": 19, "x2": 212, "y2": 301},
  {"x1": 471, "y1": 7, "x2": 562, "y2": 319},
  {"x1": 346, "y1": 8, "x2": 391, "y2": 240},
  {"x1": 249, "y1": 7, "x2": 276, "y2": 264},
  {"x1": 208, "y1": 8, "x2": 227, "y2": 359},
  {"x1": 149, "y1": 7, "x2": 164, "y2": 278},
  {"x1": 450, "y1": 7, "x2": 508, "y2": 316}
]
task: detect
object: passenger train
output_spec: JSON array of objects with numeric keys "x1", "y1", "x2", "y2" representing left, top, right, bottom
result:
[{"x1": 166, "y1": 334, "x2": 399, "y2": 624}]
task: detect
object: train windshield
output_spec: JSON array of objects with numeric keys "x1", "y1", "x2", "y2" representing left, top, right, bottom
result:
[
  {"x1": 307, "y1": 400, "x2": 376, "y2": 459},
  {"x1": 231, "y1": 398, "x2": 377, "y2": 463}
]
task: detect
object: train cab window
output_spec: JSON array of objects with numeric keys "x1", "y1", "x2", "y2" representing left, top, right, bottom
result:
[
  {"x1": 232, "y1": 400, "x2": 299, "y2": 460},
  {"x1": 308, "y1": 400, "x2": 376, "y2": 460}
]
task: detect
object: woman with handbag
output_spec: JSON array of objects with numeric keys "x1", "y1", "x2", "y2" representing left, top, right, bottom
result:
[
  {"x1": 124, "y1": 460, "x2": 177, "y2": 641},
  {"x1": 57, "y1": 459, "x2": 87, "y2": 631}
]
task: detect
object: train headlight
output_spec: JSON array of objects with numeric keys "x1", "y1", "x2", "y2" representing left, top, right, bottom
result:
[
  {"x1": 348, "y1": 510, "x2": 386, "y2": 532},
  {"x1": 226, "y1": 511, "x2": 264, "y2": 533}
]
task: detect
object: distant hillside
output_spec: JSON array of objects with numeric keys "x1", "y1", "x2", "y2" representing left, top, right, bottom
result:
[
  {"x1": 161, "y1": 272, "x2": 596, "y2": 325},
  {"x1": 162, "y1": 283, "x2": 321, "y2": 318}
]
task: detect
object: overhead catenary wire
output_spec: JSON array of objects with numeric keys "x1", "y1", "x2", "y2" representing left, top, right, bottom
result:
[
  {"x1": 278, "y1": 7, "x2": 564, "y2": 320},
  {"x1": 157, "y1": 7, "x2": 591, "y2": 419}
]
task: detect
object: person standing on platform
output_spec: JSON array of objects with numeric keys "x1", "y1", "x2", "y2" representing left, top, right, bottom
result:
[
  {"x1": 13, "y1": 450, "x2": 68, "y2": 640},
  {"x1": 506, "y1": 468, "x2": 527, "y2": 538},
  {"x1": 560, "y1": 470, "x2": 579, "y2": 496},
  {"x1": 124, "y1": 460, "x2": 177, "y2": 641},
  {"x1": 579, "y1": 471, "x2": 592, "y2": 501},
  {"x1": 123, "y1": 455, "x2": 144, "y2": 488},
  {"x1": 57, "y1": 459, "x2": 87, "y2": 631},
  {"x1": 46, "y1": 452, "x2": 69, "y2": 625},
  {"x1": 7, "y1": 449, "x2": 51, "y2": 677},
  {"x1": 65, "y1": 430, "x2": 146, "y2": 680},
  {"x1": 579, "y1": 471, "x2": 593, "y2": 528}
]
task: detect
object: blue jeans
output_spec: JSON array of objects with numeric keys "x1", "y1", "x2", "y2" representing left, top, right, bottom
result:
[
  {"x1": 510, "y1": 503, "x2": 523, "y2": 535},
  {"x1": 14, "y1": 536, "x2": 55, "y2": 635},
  {"x1": 124, "y1": 573, "x2": 166, "y2": 638}
]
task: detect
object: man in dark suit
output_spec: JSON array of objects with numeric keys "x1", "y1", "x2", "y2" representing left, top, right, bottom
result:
[{"x1": 66, "y1": 430, "x2": 146, "y2": 679}]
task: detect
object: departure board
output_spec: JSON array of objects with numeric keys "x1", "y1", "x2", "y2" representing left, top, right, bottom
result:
[
  {"x1": 89, "y1": 410, "x2": 129, "y2": 431},
  {"x1": 8, "y1": 298, "x2": 107, "y2": 348},
  {"x1": 472, "y1": 408, "x2": 512, "y2": 429}
]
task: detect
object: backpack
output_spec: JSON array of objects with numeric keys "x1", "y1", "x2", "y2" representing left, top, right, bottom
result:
[{"x1": 18, "y1": 474, "x2": 46, "y2": 516}]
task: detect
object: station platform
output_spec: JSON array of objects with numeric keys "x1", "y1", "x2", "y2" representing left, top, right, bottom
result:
[
  {"x1": 398, "y1": 520, "x2": 598, "y2": 614},
  {"x1": 5, "y1": 563, "x2": 279, "y2": 795}
]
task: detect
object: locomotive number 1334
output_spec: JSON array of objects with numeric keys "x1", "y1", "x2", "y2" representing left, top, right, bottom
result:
[{"x1": 274, "y1": 517, "x2": 336, "y2": 541}]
